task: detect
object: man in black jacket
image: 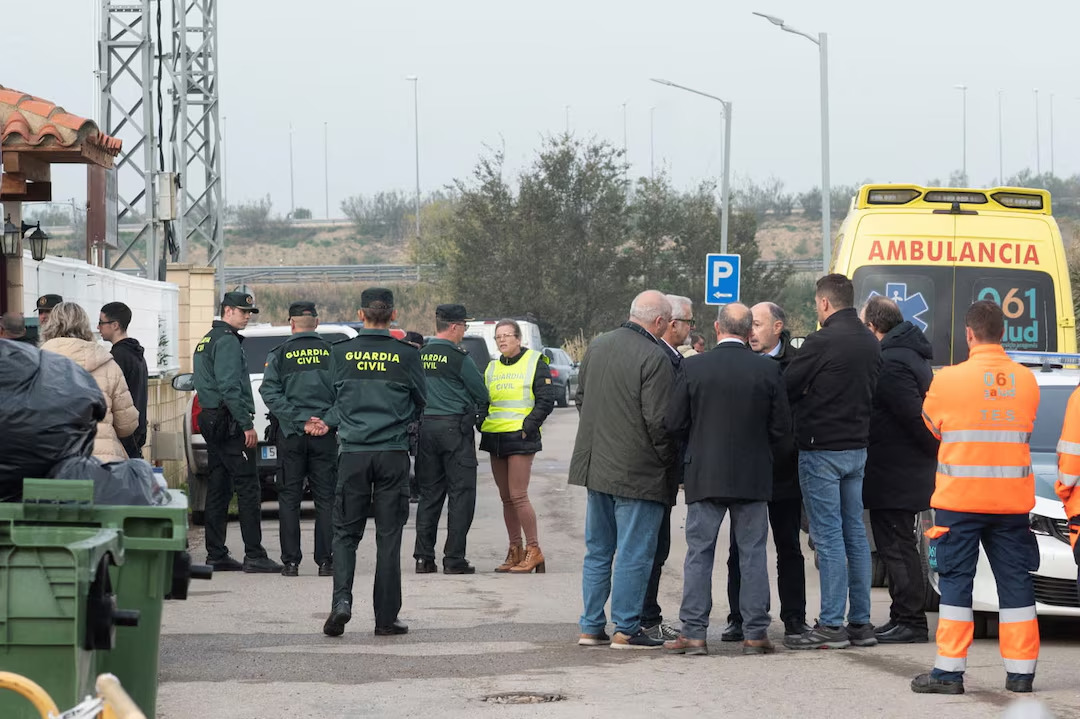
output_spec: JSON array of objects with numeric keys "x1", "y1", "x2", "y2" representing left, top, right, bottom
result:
[
  {"x1": 723, "y1": 301, "x2": 809, "y2": 641},
  {"x1": 664, "y1": 303, "x2": 790, "y2": 656},
  {"x1": 99, "y1": 302, "x2": 149, "y2": 459},
  {"x1": 862, "y1": 296, "x2": 938, "y2": 643},
  {"x1": 784, "y1": 274, "x2": 882, "y2": 650}
]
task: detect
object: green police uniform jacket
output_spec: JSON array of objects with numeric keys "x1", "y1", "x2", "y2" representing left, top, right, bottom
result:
[
  {"x1": 323, "y1": 329, "x2": 427, "y2": 452},
  {"x1": 192, "y1": 320, "x2": 256, "y2": 431},
  {"x1": 420, "y1": 338, "x2": 489, "y2": 416},
  {"x1": 259, "y1": 331, "x2": 335, "y2": 438}
]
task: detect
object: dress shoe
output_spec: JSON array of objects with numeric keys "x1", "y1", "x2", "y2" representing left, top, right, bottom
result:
[
  {"x1": 281, "y1": 562, "x2": 299, "y2": 577},
  {"x1": 415, "y1": 559, "x2": 437, "y2": 574},
  {"x1": 784, "y1": 620, "x2": 813, "y2": 637},
  {"x1": 318, "y1": 561, "x2": 334, "y2": 577},
  {"x1": 720, "y1": 621, "x2": 744, "y2": 642},
  {"x1": 322, "y1": 601, "x2": 351, "y2": 637},
  {"x1": 444, "y1": 561, "x2": 476, "y2": 575},
  {"x1": 663, "y1": 635, "x2": 708, "y2": 655},
  {"x1": 741, "y1": 638, "x2": 776, "y2": 655},
  {"x1": 508, "y1": 546, "x2": 545, "y2": 573},
  {"x1": 875, "y1": 619, "x2": 898, "y2": 636},
  {"x1": 910, "y1": 673, "x2": 964, "y2": 695},
  {"x1": 374, "y1": 619, "x2": 409, "y2": 636},
  {"x1": 495, "y1": 544, "x2": 525, "y2": 573},
  {"x1": 206, "y1": 555, "x2": 243, "y2": 572},
  {"x1": 243, "y1": 556, "x2": 283, "y2": 574},
  {"x1": 876, "y1": 624, "x2": 928, "y2": 644},
  {"x1": 1005, "y1": 677, "x2": 1034, "y2": 693}
]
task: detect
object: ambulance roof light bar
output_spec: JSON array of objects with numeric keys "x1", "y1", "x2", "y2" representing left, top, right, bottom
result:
[{"x1": 1005, "y1": 351, "x2": 1080, "y2": 372}]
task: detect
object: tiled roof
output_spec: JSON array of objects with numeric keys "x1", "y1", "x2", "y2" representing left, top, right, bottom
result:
[{"x1": 0, "y1": 85, "x2": 121, "y2": 157}]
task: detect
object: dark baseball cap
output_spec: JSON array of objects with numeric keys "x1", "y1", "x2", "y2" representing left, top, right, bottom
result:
[
  {"x1": 435, "y1": 304, "x2": 472, "y2": 323},
  {"x1": 361, "y1": 287, "x2": 394, "y2": 309},
  {"x1": 37, "y1": 294, "x2": 63, "y2": 311},
  {"x1": 288, "y1": 301, "x2": 318, "y2": 317},
  {"x1": 222, "y1": 291, "x2": 259, "y2": 313},
  {"x1": 402, "y1": 331, "x2": 425, "y2": 347}
]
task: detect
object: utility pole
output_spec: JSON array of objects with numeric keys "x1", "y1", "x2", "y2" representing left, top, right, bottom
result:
[
  {"x1": 649, "y1": 106, "x2": 656, "y2": 179},
  {"x1": 324, "y1": 122, "x2": 330, "y2": 219},
  {"x1": 288, "y1": 122, "x2": 295, "y2": 217}
]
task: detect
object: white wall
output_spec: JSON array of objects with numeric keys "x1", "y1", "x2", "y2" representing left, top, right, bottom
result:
[{"x1": 22, "y1": 251, "x2": 180, "y2": 376}]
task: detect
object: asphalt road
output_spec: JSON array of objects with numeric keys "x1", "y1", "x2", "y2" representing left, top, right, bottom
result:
[{"x1": 159, "y1": 408, "x2": 1080, "y2": 718}]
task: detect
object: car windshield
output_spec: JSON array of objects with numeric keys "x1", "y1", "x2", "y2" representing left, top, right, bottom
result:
[
  {"x1": 241, "y1": 333, "x2": 349, "y2": 374},
  {"x1": 1031, "y1": 384, "x2": 1074, "y2": 453}
]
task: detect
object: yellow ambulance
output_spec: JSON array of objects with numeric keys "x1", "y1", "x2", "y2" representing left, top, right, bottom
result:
[{"x1": 832, "y1": 184, "x2": 1076, "y2": 365}]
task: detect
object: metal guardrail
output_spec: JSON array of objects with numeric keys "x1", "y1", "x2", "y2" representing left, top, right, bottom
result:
[
  {"x1": 760, "y1": 258, "x2": 823, "y2": 271},
  {"x1": 118, "y1": 264, "x2": 429, "y2": 285}
]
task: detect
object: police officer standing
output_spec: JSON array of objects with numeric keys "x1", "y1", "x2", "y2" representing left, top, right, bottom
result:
[
  {"x1": 259, "y1": 301, "x2": 336, "y2": 578},
  {"x1": 193, "y1": 292, "x2": 281, "y2": 573},
  {"x1": 413, "y1": 304, "x2": 489, "y2": 575},
  {"x1": 37, "y1": 294, "x2": 62, "y2": 331},
  {"x1": 319, "y1": 288, "x2": 426, "y2": 637}
]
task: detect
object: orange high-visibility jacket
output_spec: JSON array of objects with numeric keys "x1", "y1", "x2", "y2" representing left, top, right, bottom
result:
[
  {"x1": 922, "y1": 343, "x2": 1039, "y2": 514},
  {"x1": 1056, "y1": 386, "x2": 1080, "y2": 546}
]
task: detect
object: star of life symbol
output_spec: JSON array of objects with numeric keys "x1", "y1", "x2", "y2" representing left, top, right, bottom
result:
[{"x1": 868, "y1": 282, "x2": 929, "y2": 332}]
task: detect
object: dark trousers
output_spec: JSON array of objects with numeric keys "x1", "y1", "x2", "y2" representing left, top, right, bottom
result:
[
  {"x1": 869, "y1": 509, "x2": 928, "y2": 630},
  {"x1": 727, "y1": 497, "x2": 806, "y2": 625},
  {"x1": 277, "y1": 432, "x2": 337, "y2": 566},
  {"x1": 332, "y1": 450, "x2": 410, "y2": 626},
  {"x1": 413, "y1": 416, "x2": 478, "y2": 568},
  {"x1": 203, "y1": 413, "x2": 267, "y2": 562},
  {"x1": 641, "y1": 505, "x2": 672, "y2": 626}
]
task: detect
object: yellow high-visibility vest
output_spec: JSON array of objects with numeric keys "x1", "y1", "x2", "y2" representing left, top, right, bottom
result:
[{"x1": 482, "y1": 349, "x2": 541, "y2": 433}]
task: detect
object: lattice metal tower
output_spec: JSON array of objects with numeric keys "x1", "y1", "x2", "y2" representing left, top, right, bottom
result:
[
  {"x1": 168, "y1": 0, "x2": 225, "y2": 298},
  {"x1": 98, "y1": 0, "x2": 160, "y2": 279}
]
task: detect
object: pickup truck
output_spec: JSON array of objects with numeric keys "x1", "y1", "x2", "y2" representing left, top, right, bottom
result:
[{"x1": 172, "y1": 323, "x2": 358, "y2": 524}]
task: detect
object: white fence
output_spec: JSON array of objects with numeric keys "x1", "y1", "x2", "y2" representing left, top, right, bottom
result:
[{"x1": 21, "y1": 251, "x2": 181, "y2": 376}]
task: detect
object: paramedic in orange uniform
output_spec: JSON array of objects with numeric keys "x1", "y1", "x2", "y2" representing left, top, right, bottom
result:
[
  {"x1": 911, "y1": 300, "x2": 1040, "y2": 695},
  {"x1": 1056, "y1": 386, "x2": 1080, "y2": 577}
]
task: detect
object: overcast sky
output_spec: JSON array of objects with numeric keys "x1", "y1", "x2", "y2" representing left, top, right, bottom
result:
[{"x1": 9, "y1": 0, "x2": 1080, "y2": 218}]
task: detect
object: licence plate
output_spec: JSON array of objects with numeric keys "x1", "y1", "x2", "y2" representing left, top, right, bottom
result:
[{"x1": 261, "y1": 446, "x2": 277, "y2": 461}]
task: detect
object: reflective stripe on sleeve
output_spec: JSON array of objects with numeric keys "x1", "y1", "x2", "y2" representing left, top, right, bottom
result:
[
  {"x1": 940, "y1": 430, "x2": 1031, "y2": 444},
  {"x1": 1003, "y1": 658, "x2": 1037, "y2": 674},
  {"x1": 937, "y1": 463, "x2": 1032, "y2": 479},
  {"x1": 1058, "y1": 439, "x2": 1080, "y2": 455},
  {"x1": 938, "y1": 604, "x2": 975, "y2": 623},
  {"x1": 998, "y1": 606, "x2": 1038, "y2": 624},
  {"x1": 934, "y1": 655, "x2": 967, "y2": 672},
  {"x1": 1058, "y1": 471, "x2": 1080, "y2": 488}
]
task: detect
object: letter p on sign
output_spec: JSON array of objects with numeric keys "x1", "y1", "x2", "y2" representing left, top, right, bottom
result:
[{"x1": 705, "y1": 253, "x2": 741, "y2": 306}]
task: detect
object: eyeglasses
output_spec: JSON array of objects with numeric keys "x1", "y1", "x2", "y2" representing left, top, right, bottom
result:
[
  {"x1": 97, "y1": 320, "x2": 117, "y2": 326},
  {"x1": 495, "y1": 334, "x2": 518, "y2": 341},
  {"x1": 673, "y1": 318, "x2": 696, "y2": 327}
]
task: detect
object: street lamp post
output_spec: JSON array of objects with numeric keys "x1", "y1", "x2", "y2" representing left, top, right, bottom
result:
[
  {"x1": 649, "y1": 106, "x2": 656, "y2": 179},
  {"x1": 651, "y1": 78, "x2": 732, "y2": 254},
  {"x1": 954, "y1": 84, "x2": 968, "y2": 182},
  {"x1": 288, "y1": 122, "x2": 295, "y2": 217},
  {"x1": 406, "y1": 76, "x2": 421, "y2": 238},
  {"x1": 998, "y1": 90, "x2": 1004, "y2": 184},
  {"x1": 754, "y1": 11, "x2": 831, "y2": 273},
  {"x1": 1034, "y1": 88, "x2": 1041, "y2": 177},
  {"x1": 1050, "y1": 93, "x2": 1055, "y2": 177},
  {"x1": 323, "y1": 122, "x2": 330, "y2": 219},
  {"x1": 622, "y1": 102, "x2": 628, "y2": 170}
]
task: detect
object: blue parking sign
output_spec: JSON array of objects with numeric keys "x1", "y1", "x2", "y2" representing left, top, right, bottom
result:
[{"x1": 705, "y1": 253, "x2": 741, "y2": 305}]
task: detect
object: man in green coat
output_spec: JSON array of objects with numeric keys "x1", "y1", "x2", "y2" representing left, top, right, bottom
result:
[
  {"x1": 318, "y1": 288, "x2": 426, "y2": 638},
  {"x1": 260, "y1": 301, "x2": 336, "y2": 578},
  {"x1": 413, "y1": 304, "x2": 489, "y2": 575},
  {"x1": 193, "y1": 292, "x2": 280, "y2": 573}
]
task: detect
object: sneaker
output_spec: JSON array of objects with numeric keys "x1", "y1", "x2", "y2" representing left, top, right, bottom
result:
[
  {"x1": 318, "y1": 561, "x2": 334, "y2": 577},
  {"x1": 578, "y1": 630, "x2": 611, "y2": 646},
  {"x1": 783, "y1": 622, "x2": 850, "y2": 650},
  {"x1": 242, "y1": 556, "x2": 283, "y2": 574},
  {"x1": 322, "y1": 601, "x2": 351, "y2": 637},
  {"x1": 1005, "y1": 677, "x2": 1033, "y2": 693},
  {"x1": 611, "y1": 628, "x2": 665, "y2": 650},
  {"x1": 664, "y1": 635, "x2": 708, "y2": 655},
  {"x1": 845, "y1": 622, "x2": 878, "y2": 647},
  {"x1": 206, "y1": 555, "x2": 243, "y2": 572},
  {"x1": 741, "y1": 638, "x2": 775, "y2": 655},
  {"x1": 910, "y1": 673, "x2": 964, "y2": 695},
  {"x1": 641, "y1": 620, "x2": 680, "y2": 642},
  {"x1": 784, "y1": 619, "x2": 813, "y2": 637},
  {"x1": 720, "y1": 621, "x2": 744, "y2": 642},
  {"x1": 281, "y1": 562, "x2": 299, "y2": 577}
]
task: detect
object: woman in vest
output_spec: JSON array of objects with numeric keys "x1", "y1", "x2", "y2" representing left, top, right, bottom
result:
[{"x1": 481, "y1": 319, "x2": 556, "y2": 573}]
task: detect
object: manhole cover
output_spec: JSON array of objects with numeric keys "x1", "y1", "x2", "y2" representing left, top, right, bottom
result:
[{"x1": 482, "y1": 692, "x2": 565, "y2": 704}]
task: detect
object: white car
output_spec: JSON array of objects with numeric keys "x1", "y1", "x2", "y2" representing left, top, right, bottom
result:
[
  {"x1": 172, "y1": 323, "x2": 358, "y2": 524},
  {"x1": 924, "y1": 358, "x2": 1080, "y2": 636}
]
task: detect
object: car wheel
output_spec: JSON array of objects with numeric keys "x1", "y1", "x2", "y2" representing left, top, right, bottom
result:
[
  {"x1": 871, "y1": 551, "x2": 888, "y2": 587},
  {"x1": 556, "y1": 382, "x2": 569, "y2": 408}
]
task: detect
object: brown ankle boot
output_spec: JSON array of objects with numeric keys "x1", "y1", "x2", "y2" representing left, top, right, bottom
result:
[
  {"x1": 495, "y1": 544, "x2": 524, "y2": 573},
  {"x1": 508, "y1": 546, "x2": 545, "y2": 574}
]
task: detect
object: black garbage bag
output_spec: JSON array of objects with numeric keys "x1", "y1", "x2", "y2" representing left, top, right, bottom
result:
[
  {"x1": 0, "y1": 340, "x2": 106, "y2": 501},
  {"x1": 48, "y1": 456, "x2": 167, "y2": 506}
]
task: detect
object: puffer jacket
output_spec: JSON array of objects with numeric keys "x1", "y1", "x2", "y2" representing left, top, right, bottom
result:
[{"x1": 41, "y1": 337, "x2": 140, "y2": 462}]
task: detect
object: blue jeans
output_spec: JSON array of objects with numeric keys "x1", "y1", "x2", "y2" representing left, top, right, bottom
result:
[
  {"x1": 580, "y1": 489, "x2": 664, "y2": 636},
  {"x1": 799, "y1": 449, "x2": 872, "y2": 627}
]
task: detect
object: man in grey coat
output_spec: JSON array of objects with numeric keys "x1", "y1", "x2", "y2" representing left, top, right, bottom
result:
[{"x1": 570, "y1": 290, "x2": 676, "y2": 650}]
